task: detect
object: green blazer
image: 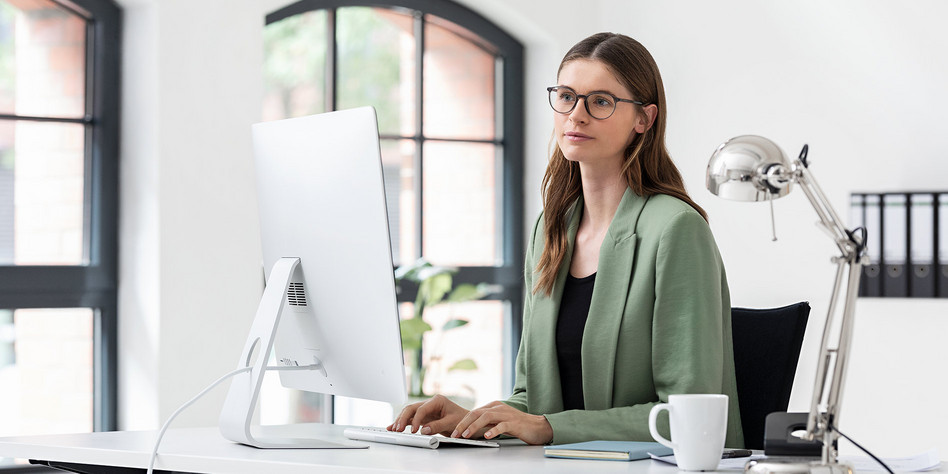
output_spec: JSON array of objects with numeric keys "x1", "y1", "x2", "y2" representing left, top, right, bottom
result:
[{"x1": 504, "y1": 187, "x2": 744, "y2": 447}]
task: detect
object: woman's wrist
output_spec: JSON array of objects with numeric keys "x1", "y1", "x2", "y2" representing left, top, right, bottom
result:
[{"x1": 536, "y1": 414, "x2": 554, "y2": 445}]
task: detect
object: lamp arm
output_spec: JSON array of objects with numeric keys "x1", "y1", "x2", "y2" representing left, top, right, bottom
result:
[
  {"x1": 792, "y1": 162, "x2": 858, "y2": 256},
  {"x1": 786, "y1": 161, "x2": 866, "y2": 464}
]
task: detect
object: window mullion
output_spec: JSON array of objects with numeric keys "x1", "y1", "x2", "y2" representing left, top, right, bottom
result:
[
  {"x1": 413, "y1": 11, "x2": 424, "y2": 259},
  {"x1": 94, "y1": 303, "x2": 117, "y2": 431},
  {"x1": 326, "y1": 8, "x2": 337, "y2": 112}
]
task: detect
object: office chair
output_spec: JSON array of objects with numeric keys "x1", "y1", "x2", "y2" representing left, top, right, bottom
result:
[{"x1": 731, "y1": 302, "x2": 810, "y2": 450}]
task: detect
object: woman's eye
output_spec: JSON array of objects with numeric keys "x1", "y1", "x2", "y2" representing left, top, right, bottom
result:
[
  {"x1": 559, "y1": 93, "x2": 575, "y2": 103},
  {"x1": 593, "y1": 96, "x2": 613, "y2": 107}
]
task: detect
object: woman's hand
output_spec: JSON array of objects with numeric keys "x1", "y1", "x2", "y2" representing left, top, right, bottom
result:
[
  {"x1": 387, "y1": 394, "x2": 469, "y2": 436},
  {"x1": 452, "y1": 401, "x2": 554, "y2": 445}
]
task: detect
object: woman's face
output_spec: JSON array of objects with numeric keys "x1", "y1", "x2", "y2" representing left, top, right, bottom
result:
[{"x1": 553, "y1": 59, "x2": 650, "y2": 168}]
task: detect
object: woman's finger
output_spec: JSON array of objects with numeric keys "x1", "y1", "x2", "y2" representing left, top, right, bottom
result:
[
  {"x1": 450, "y1": 405, "x2": 487, "y2": 438},
  {"x1": 458, "y1": 409, "x2": 499, "y2": 439},
  {"x1": 389, "y1": 401, "x2": 423, "y2": 432},
  {"x1": 484, "y1": 420, "x2": 511, "y2": 440}
]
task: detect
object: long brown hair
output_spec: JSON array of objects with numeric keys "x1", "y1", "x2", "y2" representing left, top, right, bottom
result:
[{"x1": 534, "y1": 32, "x2": 707, "y2": 296}]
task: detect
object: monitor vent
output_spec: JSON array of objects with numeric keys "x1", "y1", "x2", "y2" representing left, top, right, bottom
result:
[{"x1": 287, "y1": 282, "x2": 307, "y2": 307}]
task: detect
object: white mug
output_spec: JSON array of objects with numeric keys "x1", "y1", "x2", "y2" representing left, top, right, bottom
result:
[{"x1": 648, "y1": 394, "x2": 728, "y2": 471}]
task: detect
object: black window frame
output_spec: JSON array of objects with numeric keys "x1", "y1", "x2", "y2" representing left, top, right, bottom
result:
[
  {"x1": 266, "y1": 0, "x2": 525, "y2": 394},
  {"x1": 0, "y1": 0, "x2": 120, "y2": 438}
]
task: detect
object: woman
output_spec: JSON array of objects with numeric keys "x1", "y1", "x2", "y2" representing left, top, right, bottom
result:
[{"x1": 388, "y1": 32, "x2": 744, "y2": 447}]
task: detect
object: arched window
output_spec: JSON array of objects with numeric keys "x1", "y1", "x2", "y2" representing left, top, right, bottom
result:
[
  {"x1": 0, "y1": 0, "x2": 120, "y2": 448},
  {"x1": 263, "y1": 0, "x2": 522, "y2": 422}
]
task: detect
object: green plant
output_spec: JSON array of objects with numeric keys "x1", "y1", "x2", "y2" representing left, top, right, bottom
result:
[{"x1": 395, "y1": 259, "x2": 489, "y2": 398}]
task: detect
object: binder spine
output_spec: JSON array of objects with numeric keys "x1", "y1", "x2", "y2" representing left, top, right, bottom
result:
[
  {"x1": 909, "y1": 193, "x2": 935, "y2": 297},
  {"x1": 882, "y1": 194, "x2": 907, "y2": 297},
  {"x1": 861, "y1": 194, "x2": 882, "y2": 297},
  {"x1": 939, "y1": 194, "x2": 947, "y2": 297}
]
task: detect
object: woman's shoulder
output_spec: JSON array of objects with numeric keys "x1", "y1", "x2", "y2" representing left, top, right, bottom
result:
[
  {"x1": 530, "y1": 210, "x2": 545, "y2": 237},
  {"x1": 634, "y1": 194, "x2": 710, "y2": 238},
  {"x1": 526, "y1": 210, "x2": 546, "y2": 255},
  {"x1": 642, "y1": 193, "x2": 697, "y2": 214}
]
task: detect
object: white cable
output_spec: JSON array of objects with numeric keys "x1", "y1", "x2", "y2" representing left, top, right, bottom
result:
[
  {"x1": 147, "y1": 364, "x2": 320, "y2": 474},
  {"x1": 147, "y1": 366, "x2": 251, "y2": 474}
]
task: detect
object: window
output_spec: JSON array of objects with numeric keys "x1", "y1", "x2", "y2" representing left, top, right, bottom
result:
[
  {"x1": 262, "y1": 0, "x2": 522, "y2": 424},
  {"x1": 0, "y1": 0, "x2": 119, "y2": 466}
]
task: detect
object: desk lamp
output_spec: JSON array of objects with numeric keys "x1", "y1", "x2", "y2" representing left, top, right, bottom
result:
[{"x1": 706, "y1": 135, "x2": 868, "y2": 474}]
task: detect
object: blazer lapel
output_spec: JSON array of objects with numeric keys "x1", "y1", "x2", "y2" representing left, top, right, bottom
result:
[
  {"x1": 581, "y1": 188, "x2": 649, "y2": 410},
  {"x1": 527, "y1": 197, "x2": 583, "y2": 414}
]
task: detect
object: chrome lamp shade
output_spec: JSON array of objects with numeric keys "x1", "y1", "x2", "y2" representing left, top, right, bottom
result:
[{"x1": 706, "y1": 135, "x2": 793, "y2": 202}]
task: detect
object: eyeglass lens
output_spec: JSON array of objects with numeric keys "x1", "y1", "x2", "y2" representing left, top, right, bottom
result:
[{"x1": 549, "y1": 87, "x2": 618, "y2": 119}]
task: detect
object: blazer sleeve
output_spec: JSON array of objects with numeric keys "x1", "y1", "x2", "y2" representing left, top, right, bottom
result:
[
  {"x1": 544, "y1": 210, "x2": 731, "y2": 444},
  {"x1": 502, "y1": 213, "x2": 543, "y2": 413}
]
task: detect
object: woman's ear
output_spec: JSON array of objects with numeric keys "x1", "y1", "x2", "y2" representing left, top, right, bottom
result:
[{"x1": 634, "y1": 104, "x2": 658, "y2": 134}]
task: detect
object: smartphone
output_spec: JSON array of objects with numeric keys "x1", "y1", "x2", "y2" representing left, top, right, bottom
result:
[{"x1": 722, "y1": 449, "x2": 753, "y2": 459}]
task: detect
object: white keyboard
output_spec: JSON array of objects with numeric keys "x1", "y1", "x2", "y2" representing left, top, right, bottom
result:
[{"x1": 343, "y1": 427, "x2": 500, "y2": 449}]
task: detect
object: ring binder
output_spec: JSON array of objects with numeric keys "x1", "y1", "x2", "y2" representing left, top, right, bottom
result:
[
  {"x1": 861, "y1": 194, "x2": 882, "y2": 297},
  {"x1": 910, "y1": 194, "x2": 935, "y2": 297},
  {"x1": 939, "y1": 194, "x2": 948, "y2": 297},
  {"x1": 882, "y1": 194, "x2": 908, "y2": 297}
]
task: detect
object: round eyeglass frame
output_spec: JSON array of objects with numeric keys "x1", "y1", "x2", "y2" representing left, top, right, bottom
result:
[{"x1": 547, "y1": 86, "x2": 645, "y2": 120}]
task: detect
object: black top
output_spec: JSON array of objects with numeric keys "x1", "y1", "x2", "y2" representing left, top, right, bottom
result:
[{"x1": 555, "y1": 272, "x2": 596, "y2": 411}]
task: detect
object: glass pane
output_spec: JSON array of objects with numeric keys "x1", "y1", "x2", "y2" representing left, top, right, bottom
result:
[
  {"x1": 0, "y1": 308, "x2": 93, "y2": 438},
  {"x1": 0, "y1": 120, "x2": 85, "y2": 265},
  {"x1": 0, "y1": 0, "x2": 86, "y2": 118},
  {"x1": 423, "y1": 16, "x2": 495, "y2": 140},
  {"x1": 422, "y1": 141, "x2": 497, "y2": 265},
  {"x1": 411, "y1": 300, "x2": 503, "y2": 408},
  {"x1": 380, "y1": 139, "x2": 416, "y2": 265},
  {"x1": 337, "y1": 7, "x2": 415, "y2": 137},
  {"x1": 263, "y1": 10, "x2": 327, "y2": 121}
]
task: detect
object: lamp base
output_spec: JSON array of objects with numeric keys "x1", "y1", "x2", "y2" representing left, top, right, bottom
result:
[{"x1": 745, "y1": 458, "x2": 854, "y2": 474}]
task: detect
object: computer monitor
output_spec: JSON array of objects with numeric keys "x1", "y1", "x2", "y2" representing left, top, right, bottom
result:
[{"x1": 219, "y1": 107, "x2": 406, "y2": 449}]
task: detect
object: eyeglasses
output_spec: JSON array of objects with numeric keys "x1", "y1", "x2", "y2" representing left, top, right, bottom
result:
[{"x1": 547, "y1": 86, "x2": 644, "y2": 120}]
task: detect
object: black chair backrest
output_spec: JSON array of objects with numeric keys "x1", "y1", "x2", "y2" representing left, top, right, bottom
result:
[{"x1": 731, "y1": 302, "x2": 810, "y2": 450}]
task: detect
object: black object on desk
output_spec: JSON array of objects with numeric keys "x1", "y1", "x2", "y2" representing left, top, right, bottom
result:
[
  {"x1": 722, "y1": 449, "x2": 754, "y2": 459},
  {"x1": 762, "y1": 412, "x2": 823, "y2": 457}
]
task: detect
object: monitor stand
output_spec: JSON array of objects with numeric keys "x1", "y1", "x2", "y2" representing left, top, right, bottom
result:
[{"x1": 218, "y1": 257, "x2": 362, "y2": 449}]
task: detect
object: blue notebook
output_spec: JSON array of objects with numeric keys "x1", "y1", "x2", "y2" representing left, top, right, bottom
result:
[{"x1": 543, "y1": 440, "x2": 674, "y2": 461}]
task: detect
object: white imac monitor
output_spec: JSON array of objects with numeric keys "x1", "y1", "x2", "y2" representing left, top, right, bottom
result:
[{"x1": 219, "y1": 107, "x2": 406, "y2": 449}]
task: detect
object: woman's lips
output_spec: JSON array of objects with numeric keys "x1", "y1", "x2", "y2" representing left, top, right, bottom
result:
[{"x1": 565, "y1": 131, "x2": 592, "y2": 142}]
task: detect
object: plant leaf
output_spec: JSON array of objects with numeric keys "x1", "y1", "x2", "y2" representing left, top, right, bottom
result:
[
  {"x1": 415, "y1": 265, "x2": 456, "y2": 281},
  {"x1": 399, "y1": 318, "x2": 431, "y2": 351},
  {"x1": 394, "y1": 258, "x2": 431, "y2": 283},
  {"x1": 446, "y1": 283, "x2": 488, "y2": 303},
  {"x1": 419, "y1": 272, "x2": 453, "y2": 307},
  {"x1": 442, "y1": 318, "x2": 469, "y2": 331},
  {"x1": 448, "y1": 359, "x2": 478, "y2": 371},
  {"x1": 400, "y1": 335, "x2": 420, "y2": 351}
]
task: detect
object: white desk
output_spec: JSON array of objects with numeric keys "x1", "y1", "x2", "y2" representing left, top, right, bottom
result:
[
  {"x1": 0, "y1": 423, "x2": 676, "y2": 473},
  {"x1": 0, "y1": 424, "x2": 942, "y2": 473}
]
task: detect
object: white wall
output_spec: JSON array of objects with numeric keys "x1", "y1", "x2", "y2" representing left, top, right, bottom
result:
[
  {"x1": 118, "y1": 0, "x2": 266, "y2": 429},
  {"x1": 116, "y1": 0, "x2": 948, "y2": 458}
]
